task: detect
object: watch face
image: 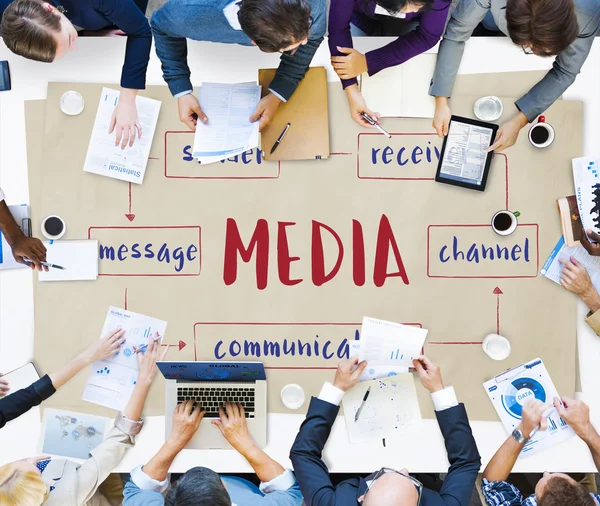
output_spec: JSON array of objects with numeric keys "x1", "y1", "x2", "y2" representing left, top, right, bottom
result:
[{"x1": 512, "y1": 429, "x2": 525, "y2": 443}]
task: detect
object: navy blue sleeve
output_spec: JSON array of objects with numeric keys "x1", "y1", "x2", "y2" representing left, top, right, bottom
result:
[
  {"x1": 435, "y1": 404, "x2": 481, "y2": 506},
  {"x1": 0, "y1": 375, "x2": 56, "y2": 429},
  {"x1": 94, "y1": 0, "x2": 152, "y2": 89},
  {"x1": 289, "y1": 397, "x2": 339, "y2": 506}
]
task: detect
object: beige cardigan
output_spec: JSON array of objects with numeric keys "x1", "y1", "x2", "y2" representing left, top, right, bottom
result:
[{"x1": 42, "y1": 413, "x2": 143, "y2": 506}]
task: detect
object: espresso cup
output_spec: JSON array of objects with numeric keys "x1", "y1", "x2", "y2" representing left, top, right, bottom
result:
[
  {"x1": 528, "y1": 116, "x2": 555, "y2": 148},
  {"x1": 482, "y1": 333, "x2": 511, "y2": 361},
  {"x1": 41, "y1": 215, "x2": 66, "y2": 240},
  {"x1": 491, "y1": 210, "x2": 520, "y2": 236}
]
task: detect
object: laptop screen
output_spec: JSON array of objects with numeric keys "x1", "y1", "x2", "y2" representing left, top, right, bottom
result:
[{"x1": 157, "y1": 361, "x2": 266, "y2": 382}]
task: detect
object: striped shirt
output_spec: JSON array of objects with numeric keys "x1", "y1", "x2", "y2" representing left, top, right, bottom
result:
[{"x1": 482, "y1": 478, "x2": 600, "y2": 506}]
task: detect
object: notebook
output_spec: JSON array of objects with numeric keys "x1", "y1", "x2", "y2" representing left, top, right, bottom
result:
[
  {"x1": 556, "y1": 195, "x2": 582, "y2": 246},
  {"x1": 259, "y1": 67, "x2": 330, "y2": 161},
  {"x1": 39, "y1": 240, "x2": 98, "y2": 281},
  {"x1": 360, "y1": 53, "x2": 437, "y2": 118}
]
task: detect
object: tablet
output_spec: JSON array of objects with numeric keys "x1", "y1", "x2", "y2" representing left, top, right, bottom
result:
[{"x1": 435, "y1": 115, "x2": 498, "y2": 191}]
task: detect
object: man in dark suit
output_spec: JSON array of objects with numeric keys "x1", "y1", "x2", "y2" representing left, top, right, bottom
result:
[{"x1": 290, "y1": 355, "x2": 481, "y2": 506}]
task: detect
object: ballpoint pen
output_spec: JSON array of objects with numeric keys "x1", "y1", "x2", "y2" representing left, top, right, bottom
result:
[
  {"x1": 529, "y1": 406, "x2": 558, "y2": 439},
  {"x1": 360, "y1": 112, "x2": 391, "y2": 139},
  {"x1": 354, "y1": 386, "x2": 372, "y2": 422},
  {"x1": 270, "y1": 122, "x2": 291, "y2": 154},
  {"x1": 133, "y1": 334, "x2": 163, "y2": 354},
  {"x1": 22, "y1": 257, "x2": 66, "y2": 270}
]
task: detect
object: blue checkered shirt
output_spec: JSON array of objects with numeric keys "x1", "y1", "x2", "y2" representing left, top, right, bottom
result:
[{"x1": 482, "y1": 478, "x2": 600, "y2": 506}]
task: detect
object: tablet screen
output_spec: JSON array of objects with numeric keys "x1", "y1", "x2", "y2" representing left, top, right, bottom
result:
[{"x1": 438, "y1": 120, "x2": 494, "y2": 186}]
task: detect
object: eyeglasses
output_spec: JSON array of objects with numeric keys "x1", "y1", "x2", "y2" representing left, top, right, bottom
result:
[
  {"x1": 360, "y1": 468, "x2": 423, "y2": 505},
  {"x1": 522, "y1": 46, "x2": 534, "y2": 55}
]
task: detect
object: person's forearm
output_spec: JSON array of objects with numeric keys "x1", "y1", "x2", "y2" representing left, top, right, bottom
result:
[
  {"x1": 0, "y1": 200, "x2": 25, "y2": 245},
  {"x1": 240, "y1": 442, "x2": 285, "y2": 483},
  {"x1": 48, "y1": 352, "x2": 92, "y2": 390},
  {"x1": 123, "y1": 379, "x2": 152, "y2": 422},
  {"x1": 120, "y1": 87, "x2": 139, "y2": 103},
  {"x1": 483, "y1": 434, "x2": 523, "y2": 482},
  {"x1": 581, "y1": 289, "x2": 600, "y2": 313},
  {"x1": 581, "y1": 425, "x2": 600, "y2": 472},
  {"x1": 142, "y1": 441, "x2": 182, "y2": 481}
]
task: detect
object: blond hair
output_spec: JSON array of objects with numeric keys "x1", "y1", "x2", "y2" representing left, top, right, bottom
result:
[{"x1": 0, "y1": 462, "x2": 48, "y2": 506}]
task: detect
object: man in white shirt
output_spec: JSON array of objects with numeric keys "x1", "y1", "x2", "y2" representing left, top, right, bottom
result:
[
  {"x1": 0, "y1": 186, "x2": 47, "y2": 270},
  {"x1": 290, "y1": 356, "x2": 481, "y2": 506}
]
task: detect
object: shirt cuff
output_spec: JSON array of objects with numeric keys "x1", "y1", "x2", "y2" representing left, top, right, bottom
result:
[
  {"x1": 430, "y1": 386, "x2": 458, "y2": 411},
  {"x1": 130, "y1": 465, "x2": 170, "y2": 493},
  {"x1": 585, "y1": 309, "x2": 600, "y2": 336},
  {"x1": 34, "y1": 375, "x2": 57, "y2": 400},
  {"x1": 0, "y1": 186, "x2": 5, "y2": 202},
  {"x1": 115, "y1": 412, "x2": 144, "y2": 436},
  {"x1": 173, "y1": 89, "x2": 193, "y2": 99},
  {"x1": 259, "y1": 468, "x2": 297, "y2": 494},
  {"x1": 267, "y1": 88, "x2": 287, "y2": 103},
  {"x1": 317, "y1": 381, "x2": 345, "y2": 406}
]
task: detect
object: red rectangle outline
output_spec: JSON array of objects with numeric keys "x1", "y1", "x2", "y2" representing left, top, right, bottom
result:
[
  {"x1": 163, "y1": 131, "x2": 281, "y2": 180},
  {"x1": 193, "y1": 321, "x2": 423, "y2": 365},
  {"x1": 88, "y1": 225, "x2": 202, "y2": 277},
  {"x1": 357, "y1": 132, "x2": 438, "y2": 181},
  {"x1": 426, "y1": 223, "x2": 540, "y2": 279}
]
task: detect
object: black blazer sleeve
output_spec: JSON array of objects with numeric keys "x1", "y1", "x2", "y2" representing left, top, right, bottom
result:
[
  {"x1": 434, "y1": 403, "x2": 481, "y2": 506},
  {"x1": 290, "y1": 397, "x2": 341, "y2": 506},
  {"x1": 0, "y1": 375, "x2": 56, "y2": 429}
]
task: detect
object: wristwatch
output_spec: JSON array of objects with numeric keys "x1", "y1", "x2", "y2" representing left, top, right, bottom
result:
[{"x1": 512, "y1": 428, "x2": 528, "y2": 444}]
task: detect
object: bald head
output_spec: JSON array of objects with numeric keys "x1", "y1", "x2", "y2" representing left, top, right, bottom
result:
[{"x1": 362, "y1": 472, "x2": 419, "y2": 506}]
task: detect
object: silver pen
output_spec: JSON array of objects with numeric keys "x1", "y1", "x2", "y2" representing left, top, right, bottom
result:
[
  {"x1": 133, "y1": 334, "x2": 163, "y2": 354},
  {"x1": 354, "y1": 386, "x2": 372, "y2": 422},
  {"x1": 360, "y1": 112, "x2": 391, "y2": 139},
  {"x1": 23, "y1": 257, "x2": 66, "y2": 270}
]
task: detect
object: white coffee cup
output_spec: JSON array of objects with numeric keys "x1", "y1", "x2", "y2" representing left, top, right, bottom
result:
[
  {"x1": 281, "y1": 384, "x2": 305, "y2": 410},
  {"x1": 528, "y1": 116, "x2": 555, "y2": 148},
  {"x1": 482, "y1": 333, "x2": 511, "y2": 361},
  {"x1": 41, "y1": 215, "x2": 66, "y2": 240},
  {"x1": 491, "y1": 210, "x2": 520, "y2": 236}
]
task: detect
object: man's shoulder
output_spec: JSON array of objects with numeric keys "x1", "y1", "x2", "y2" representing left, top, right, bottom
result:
[{"x1": 573, "y1": 0, "x2": 600, "y2": 36}]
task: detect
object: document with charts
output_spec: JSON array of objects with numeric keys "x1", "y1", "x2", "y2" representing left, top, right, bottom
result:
[
  {"x1": 193, "y1": 82, "x2": 261, "y2": 163},
  {"x1": 572, "y1": 157, "x2": 600, "y2": 236},
  {"x1": 342, "y1": 375, "x2": 421, "y2": 444},
  {"x1": 83, "y1": 88, "x2": 161, "y2": 184},
  {"x1": 358, "y1": 317, "x2": 428, "y2": 368},
  {"x1": 83, "y1": 306, "x2": 167, "y2": 411},
  {"x1": 541, "y1": 235, "x2": 600, "y2": 292},
  {"x1": 349, "y1": 341, "x2": 408, "y2": 381},
  {"x1": 484, "y1": 358, "x2": 576, "y2": 457}
]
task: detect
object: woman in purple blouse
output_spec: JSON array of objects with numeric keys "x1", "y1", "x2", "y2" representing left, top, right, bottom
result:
[{"x1": 329, "y1": 0, "x2": 451, "y2": 127}]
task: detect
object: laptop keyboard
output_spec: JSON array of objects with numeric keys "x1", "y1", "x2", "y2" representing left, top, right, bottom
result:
[{"x1": 177, "y1": 386, "x2": 256, "y2": 419}]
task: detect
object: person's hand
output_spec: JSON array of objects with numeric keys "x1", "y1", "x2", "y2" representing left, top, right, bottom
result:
[
  {"x1": 9, "y1": 235, "x2": 48, "y2": 271},
  {"x1": 332, "y1": 357, "x2": 367, "y2": 392},
  {"x1": 109, "y1": 90, "x2": 141, "y2": 150},
  {"x1": 581, "y1": 229, "x2": 600, "y2": 256},
  {"x1": 558, "y1": 256, "x2": 595, "y2": 297},
  {"x1": 81, "y1": 328, "x2": 126, "y2": 364},
  {"x1": 178, "y1": 94, "x2": 208, "y2": 131},
  {"x1": 104, "y1": 28, "x2": 126, "y2": 37},
  {"x1": 345, "y1": 85, "x2": 380, "y2": 128},
  {"x1": 412, "y1": 355, "x2": 444, "y2": 393},
  {"x1": 331, "y1": 47, "x2": 368, "y2": 80},
  {"x1": 486, "y1": 112, "x2": 528, "y2": 153},
  {"x1": 0, "y1": 373, "x2": 8, "y2": 398},
  {"x1": 519, "y1": 399, "x2": 547, "y2": 436},
  {"x1": 554, "y1": 396, "x2": 592, "y2": 440},
  {"x1": 212, "y1": 402, "x2": 255, "y2": 453},
  {"x1": 432, "y1": 97, "x2": 451, "y2": 138},
  {"x1": 168, "y1": 400, "x2": 205, "y2": 450},
  {"x1": 249, "y1": 93, "x2": 282, "y2": 132},
  {"x1": 135, "y1": 332, "x2": 168, "y2": 386}
]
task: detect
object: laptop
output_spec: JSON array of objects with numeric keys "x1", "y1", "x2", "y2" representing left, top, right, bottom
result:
[{"x1": 157, "y1": 361, "x2": 267, "y2": 449}]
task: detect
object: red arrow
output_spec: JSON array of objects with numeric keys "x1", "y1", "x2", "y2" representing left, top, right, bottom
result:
[
  {"x1": 125, "y1": 182, "x2": 135, "y2": 222},
  {"x1": 161, "y1": 340, "x2": 187, "y2": 351},
  {"x1": 124, "y1": 288, "x2": 128, "y2": 310},
  {"x1": 493, "y1": 287, "x2": 503, "y2": 334},
  {"x1": 178, "y1": 340, "x2": 186, "y2": 351}
]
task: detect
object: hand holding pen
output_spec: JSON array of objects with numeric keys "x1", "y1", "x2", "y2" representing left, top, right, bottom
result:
[{"x1": 133, "y1": 332, "x2": 163, "y2": 354}]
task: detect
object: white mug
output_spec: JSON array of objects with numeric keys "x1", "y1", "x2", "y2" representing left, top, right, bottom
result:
[
  {"x1": 281, "y1": 384, "x2": 305, "y2": 410},
  {"x1": 491, "y1": 210, "x2": 520, "y2": 236},
  {"x1": 482, "y1": 334, "x2": 511, "y2": 361},
  {"x1": 528, "y1": 116, "x2": 555, "y2": 148}
]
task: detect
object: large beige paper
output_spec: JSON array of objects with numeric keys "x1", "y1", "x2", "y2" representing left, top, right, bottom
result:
[{"x1": 27, "y1": 74, "x2": 581, "y2": 421}]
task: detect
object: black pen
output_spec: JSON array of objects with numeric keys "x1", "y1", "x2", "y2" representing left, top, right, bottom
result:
[
  {"x1": 270, "y1": 122, "x2": 291, "y2": 154},
  {"x1": 354, "y1": 386, "x2": 372, "y2": 422},
  {"x1": 360, "y1": 112, "x2": 391, "y2": 139},
  {"x1": 23, "y1": 257, "x2": 66, "y2": 270}
]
